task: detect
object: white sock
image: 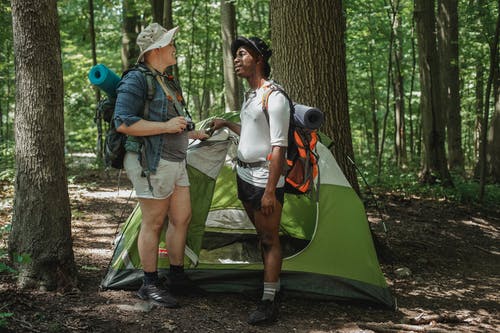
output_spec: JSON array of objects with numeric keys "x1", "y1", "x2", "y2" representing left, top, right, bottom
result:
[{"x1": 262, "y1": 281, "x2": 280, "y2": 301}]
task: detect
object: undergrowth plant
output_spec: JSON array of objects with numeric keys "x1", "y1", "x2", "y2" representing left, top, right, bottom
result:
[
  {"x1": 0, "y1": 223, "x2": 32, "y2": 329},
  {"x1": 356, "y1": 161, "x2": 500, "y2": 208}
]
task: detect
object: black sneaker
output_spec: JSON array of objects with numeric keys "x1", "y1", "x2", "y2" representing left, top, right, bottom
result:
[
  {"x1": 137, "y1": 283, "x2": 179, "y2": 308},
  {"x1": 247, "y1": 299, "x2": 278, "y2": 325},
  {"x1": 167, "y1": 271, "x2": 205, "y2": 296}
]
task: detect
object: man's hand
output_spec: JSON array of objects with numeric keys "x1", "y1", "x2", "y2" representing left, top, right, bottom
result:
[
  {"x1": 208, "y1": 118, "x2": 226, "y2": 132},
  {"x1": 260, "y1": 191, "x2": 276, "y2": 216},
  {"x1": 188, "y1": 130, "x2": 210, "y2": 141},
  {"x1": 208, "y1": 118, "x2": 241, "y2": 136}
]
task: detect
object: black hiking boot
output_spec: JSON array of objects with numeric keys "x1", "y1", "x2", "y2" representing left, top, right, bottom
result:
[
  {"x1": 137, "y1": 283, "x2": 179, "y2": 308},
  {"x1": 247, "y1": 299, "x2": 278, "y2": 325},
  {"x1": 167, "y1": 271, "x2": 205, "y2": 296}
]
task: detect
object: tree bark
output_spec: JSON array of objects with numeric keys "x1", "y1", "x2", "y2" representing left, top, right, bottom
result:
[
  {"x1": 414, "y1": 0, "x2": 453, "y2": 186},
  {"x1": 479, "y1": 3, "x2": 500, "y2": 198},
  {"x1": 150, "y1": 0, "x2": 163, "y2": 24},
  {"x1": 0, "y1": 87, "x2": 3, "y2": 141},
  {"x1": 88, "y1": 0, "x2": 103, "y2": 161},
  {"x1": 162, "y1": 0, "x2": 173, "y2": 28},
  {"x1": 408, "y1": 2, "x2": 418, "y2": 162},
  {"x1": 270, "y1": 0, "x2": 360, "y2": 193},
  {"x1": 369, "y1": 62, "x2": 380, "y2": 157},
  {"x1": 390, "y1": 0, "x2": 407, "y2": 167},
  {"x1": 487, "y1": 66, "x2": 500, "y2": 183},
  {"x1": 437, "y1": 0, "x2": 464, "y2": 174},
  {"x1": 9, "y1": 0, "x2": 76, "y2": 290},
  {"x1": 474, "y1": 62, "x2": 485, "y2": 164},
  {"x1": 221, "y1": 0, "x2": 241, "y2": 112},
  {"x1": 122, "y1": 0, "x2": 140, "y2": 71}
]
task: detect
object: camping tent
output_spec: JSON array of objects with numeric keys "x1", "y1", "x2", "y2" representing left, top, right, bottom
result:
[{"x1": 101, "y1": 115, "x2": 394, "y2": 308}]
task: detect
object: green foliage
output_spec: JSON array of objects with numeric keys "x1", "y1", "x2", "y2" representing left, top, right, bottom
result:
[
  {"x1": 357, "y1": 160, "x2": 500, "y2": 207},
  {"x1": 1, "y1": 0, "x2": 498, "y2": 193},
  {"x1": 0, "y1": 223, "x2": 32, "y2": 275},
  {"x1": 0, "y1": 140, "x2": 14, "y2": 181},
  {"x1": 346, "y1": 0, "x2": 498, "y2": 174},
  {"x1": 0, "y1": 223, "x2": 14, "y2": 275},
  {"x1": 0, "y1": 312, "x2": 13, "y2": 328}
]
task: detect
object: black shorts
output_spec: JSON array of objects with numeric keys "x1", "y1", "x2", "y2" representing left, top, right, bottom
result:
[{"x1": 237, "y1": 175, "x2": 285, "y2": 210}]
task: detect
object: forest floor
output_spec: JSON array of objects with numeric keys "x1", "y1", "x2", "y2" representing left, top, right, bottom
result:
[{"x1": 0, "y1": 159, "x2": 499, "y2": 333}]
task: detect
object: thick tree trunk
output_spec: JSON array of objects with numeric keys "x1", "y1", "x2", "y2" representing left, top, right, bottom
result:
[
  {"x1": 122, "y1": 0, "x2": 140, "y2": 70},
  {"x1": 437, "y1": 0, "x2": 464, "y2": 174},
  {"x1": 270, "y1": 0, "x2": 360, "y2": 193},
  {"x1": 479, "y1": 4, "x2": 500, "y2": 197},
  {"x1": 160, "y1": 0, "x2": 178, "y2": 77},
  {"x1": 414, "y1": 0, "x2": 453, "y2": 186},
  {"x1": 162, "y1": 0, "x2": 173, "y2": 28},
  {"x1": 150, "y1": 0, "x2": 163, "y2": 24},
  {"x1": 9, "y1": 0, "x2": 76, "y2": 290},
  {"x1": 221, "y1": 0, "x2": 241, "y2": 112}
]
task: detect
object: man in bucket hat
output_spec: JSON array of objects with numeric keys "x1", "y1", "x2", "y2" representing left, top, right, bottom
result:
[
  {"x1": 114, "y1": 23, "x2": 208, "y2": 308},
  {"x1": 210, "y1": 36, "x2": 290, "y2": 325}
]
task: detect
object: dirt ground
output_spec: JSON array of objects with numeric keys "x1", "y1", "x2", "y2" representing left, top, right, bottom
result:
[{"x1": 0, "y1": 167, "x2": 499, "y2": 333}]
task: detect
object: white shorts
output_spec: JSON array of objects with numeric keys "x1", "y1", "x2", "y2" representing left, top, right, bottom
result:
[{"x1": 124, "y1": 152, "x2": 190, "y2": 199}]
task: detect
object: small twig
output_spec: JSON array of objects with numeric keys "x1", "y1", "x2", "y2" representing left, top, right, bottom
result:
[
  {"x1": 12, "y1": 317, "x2": 41, "y2": 333},
  {"x1": 359, "y1": 321, "x2": 452, "y2": 333},
  {"x1": 474, "y1": 245, "x2": 499, "y2": 255},
  {"x1": 409, "y1": 313, "x2": 467, "y2": 325}
]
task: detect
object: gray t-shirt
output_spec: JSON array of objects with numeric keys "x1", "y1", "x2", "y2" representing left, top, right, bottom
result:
[{"x1": 160, "y1": 82, "x2": 188, "y2": 162}]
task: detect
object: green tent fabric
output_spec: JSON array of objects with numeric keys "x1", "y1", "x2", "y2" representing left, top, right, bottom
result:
[{"x1": 101, "y1": 116, "x2": 394, "y2": 308}]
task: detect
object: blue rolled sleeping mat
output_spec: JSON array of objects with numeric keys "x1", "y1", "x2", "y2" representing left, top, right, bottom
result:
[
  {"x1": 293, "y1": 104, "x2": 324, "y2": 129},
  {"x1": 88, "y1": 64, "x2": 121, "y2": 98}
]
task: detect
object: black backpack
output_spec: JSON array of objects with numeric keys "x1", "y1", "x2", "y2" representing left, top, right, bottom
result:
[
  {"x1": 261, "y1": 84, "x2": 321, "y2": 195},
  {"x1": 95, "y1": 65, "x2": 155, "y2": 169}
]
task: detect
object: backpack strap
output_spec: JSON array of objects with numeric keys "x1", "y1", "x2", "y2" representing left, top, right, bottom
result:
[
  {"x1": 261, "y1": 83, "x2": 295, "y2": 160},
  {"x1": 123, "y1": 64, "x2": 156, "y2": 116},
  {"x1": 123, "y1": 64, "x2": 157, "y2": 192},
  {"x1": 261, "y1": 84, "x2": 294, "y2": 124}
]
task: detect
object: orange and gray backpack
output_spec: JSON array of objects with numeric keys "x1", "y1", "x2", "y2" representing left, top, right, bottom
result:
[{"x1": 261, "y1": 84, "x2": 321, "y2": 195}]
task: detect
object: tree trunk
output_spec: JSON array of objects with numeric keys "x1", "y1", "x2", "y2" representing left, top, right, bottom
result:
[
  {"x1": 88, "y1": 0, "x2": 103, "y2": 161},
  {"x1": 369, "y1": 62, "x2": 380, "y2": 158},
  {"x1": 9, "y1": 0, "x2": 76, "y2": 290},
  {"x1": 2, "y1": 39, "x2": 13, "y2": 142},
  {"x1": 437, "y1": 0, "x2": 464, "y2": 174},
  {"x1": 474, "y1": 62, "x2": 485, "y2": 166},
  {"x1": 221, "y1": 0, "x2": 241, "y2": 112},
  {"x1": 150, "y1": 0, "x2": 163, "y2": 24},
  {"x1": 408, "y1": 2, "x2": 417, "y2": 162},
  {"x1": 160, "y1": 0, "x2": 178, "y2": 77},
  {"x1": 479, "y1": 3, "x2": 500, "y2": 198},
  {"x1": 186, "y1": 3, "x2": 199, "y2": 107},
  {"x1": 0, "y1": 87, "x2": 3, "y2": 141},
  {"x1": 378, "y1": 3, "x2": 395, "y2": 178},
  {"x1": 162, "y1": 0, "x2": 173, "y2": 28},
  {"x1": 391, "y1": 1, "x2": 407, "y2": 167},
  {"x1": 270, "y1": 0, "x2": 360, "y2": 193},
  {"x1": 414, "y1": 0, "x2": 453, "y2": 186},
  {"x1": 122, "y1": 0, "x2": 140, "y2": 71},
  {"x1": 200, "y1": 4, "x2": 212, "y2": 119},
  {"x1": 487, "y1": 66, "x2": 500, "y2": 183}
]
